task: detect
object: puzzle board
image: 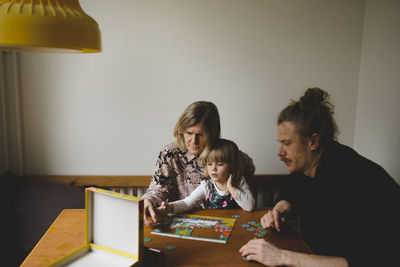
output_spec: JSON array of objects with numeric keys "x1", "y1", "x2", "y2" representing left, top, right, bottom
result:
[{"x1": 151, "y1": 214, "x2": 236, "y2": 243}]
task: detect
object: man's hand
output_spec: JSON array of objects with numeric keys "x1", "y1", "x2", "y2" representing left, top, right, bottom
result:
[
  {"x1": 260, "y1": 200, "x2": 291, "y2": 232},
  {"x1": 261, "y1": 209, "x2": 285, "y2": 232},
  {"x1": 240, "y1": 238, "x2": 349, "y2": 267},
  {"x1": 239, "y1": 239, "x2": 284, "y2": 266}
]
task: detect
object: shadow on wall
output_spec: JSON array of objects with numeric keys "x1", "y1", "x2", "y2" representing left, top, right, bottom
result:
[{"x1": 2, "y1": 173, "x2": 85, "y2": 266}]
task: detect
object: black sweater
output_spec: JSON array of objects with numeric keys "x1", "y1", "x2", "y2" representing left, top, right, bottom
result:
[{"x1": 279, "y1": 141, "x2": 400, "y2": 267}]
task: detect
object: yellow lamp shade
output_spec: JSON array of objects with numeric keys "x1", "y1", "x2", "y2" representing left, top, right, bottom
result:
[{"x1": 0, "y1": 0, "x2": 101, "y2": 53}]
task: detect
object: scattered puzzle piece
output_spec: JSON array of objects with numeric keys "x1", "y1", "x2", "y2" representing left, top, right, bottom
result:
[
  {"x1": 242, "y1": 220, "x2": 269, "y2": 239},
  {"x1": 166, "y1": 245, "x2": 176, "y2": 250},
  {"x1": 144, "y1": 237, "x2": 152, "y2": 242},
  {"x1": 232, "y1": 214, "x2": 240, "y2": 218},
  {"x1": 261, "y1": 229, "x2": 268, "y2": 233},
  {"x1": 249, "y1": 221, "x2": 262, "y2": 228}
]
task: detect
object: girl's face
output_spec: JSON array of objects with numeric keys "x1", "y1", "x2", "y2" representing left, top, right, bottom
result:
[{"x1": 207, "y1": 162, "x2": 231, "y2": 183}]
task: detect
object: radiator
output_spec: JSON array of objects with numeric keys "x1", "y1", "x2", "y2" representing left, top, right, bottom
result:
[{"x1": 110, "y1": 186, "x2": 147, "y2": 198}]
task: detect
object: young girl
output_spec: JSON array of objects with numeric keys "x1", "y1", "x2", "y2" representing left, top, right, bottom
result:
[{"x1": 157, "y1": 139, "x2": 255, "y2": 216}]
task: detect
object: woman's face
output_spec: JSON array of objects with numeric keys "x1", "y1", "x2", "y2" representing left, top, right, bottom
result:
[{"x1": 183, "y1": 123, "x2": 205, "y2": 155}]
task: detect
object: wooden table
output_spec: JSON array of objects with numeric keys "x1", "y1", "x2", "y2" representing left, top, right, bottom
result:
[{"x1": 21, "y1": 208, "x2": 312, "y2": 266}]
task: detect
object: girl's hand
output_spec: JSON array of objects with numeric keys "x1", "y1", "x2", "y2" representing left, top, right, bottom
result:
[
  {"x1": 227, "y1": 174, "x2": 238, "y2": 197},
  {"x1": 158, "y1": 201, "x2": 172, "y2": 214},
  {"x1": 155, "y1": 201, "x2": 173, "y2": 223}
]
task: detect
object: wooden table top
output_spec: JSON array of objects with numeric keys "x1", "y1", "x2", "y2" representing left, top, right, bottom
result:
[{"x1": 21, "y1": 208, "x2": 311, "y2": 267}]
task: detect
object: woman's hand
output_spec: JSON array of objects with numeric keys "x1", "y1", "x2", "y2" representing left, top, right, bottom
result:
[
  {"x1": 227, "y1": 174, "x2": 238, "y2": 197},
  {"x1": 239, "y1": 238, "x2": 284, "y2": 266},
  {"x1": 144, "y1": 198, "x2": 158, "y2": 226}
]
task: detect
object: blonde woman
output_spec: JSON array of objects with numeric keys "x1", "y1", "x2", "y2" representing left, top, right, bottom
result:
[{"x1": 142, "y1": 101, "x2": 255, "y2": 225}]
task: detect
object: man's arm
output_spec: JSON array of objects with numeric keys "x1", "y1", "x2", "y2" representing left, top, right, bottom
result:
[
  {"x1": 282, "y1": 248, "x2": 348, "y2": 267},
  {"x1": 239, "y1": 239, "x2": 348, "y2": 267}
]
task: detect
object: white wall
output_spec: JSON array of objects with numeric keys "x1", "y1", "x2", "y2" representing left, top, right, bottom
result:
[
  {"x1": 355, "y1": 0, "x2": 400, "y2": 183},
  {"x1": 18, "y1": 0, "x2": 365, "y2": 175}
]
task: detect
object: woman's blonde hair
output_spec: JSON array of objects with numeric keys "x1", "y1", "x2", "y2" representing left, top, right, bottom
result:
[
  {"x1": 173, "y1": 101, "x2": 220, "y2": 155},
  {"x1": 199, "y1": 139, "x2": 243, "y2": 188}
]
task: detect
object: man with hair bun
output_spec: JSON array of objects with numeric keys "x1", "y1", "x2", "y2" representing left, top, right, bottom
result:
[{"x1": 240, "y1": 88, "x2": 399, "y2": 267}]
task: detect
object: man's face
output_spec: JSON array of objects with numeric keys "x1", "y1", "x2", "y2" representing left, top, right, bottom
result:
[{"x1": 277, "y1": 121, "x2": 315, "y2": 176}]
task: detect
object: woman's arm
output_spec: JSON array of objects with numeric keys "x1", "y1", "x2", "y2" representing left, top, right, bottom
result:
[
  {"x1": 142, "y1": 145, "x2": 178, "y2": 207},
  {"x1": 142, "y1": 144, "x2": 178, "y2": 225}
]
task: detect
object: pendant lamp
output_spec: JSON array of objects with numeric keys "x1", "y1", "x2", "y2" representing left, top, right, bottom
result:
[{"x1": 0, "y1": 0, "x2": 101, "y2": 53}]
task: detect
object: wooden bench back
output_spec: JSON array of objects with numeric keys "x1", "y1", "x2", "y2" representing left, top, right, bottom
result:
[
  {"x1": 28, "y1": 174, "x2": 288, "y2": 207},
  {"x1": 28, "y1": 175, "x2": 152, "y2": 196}
]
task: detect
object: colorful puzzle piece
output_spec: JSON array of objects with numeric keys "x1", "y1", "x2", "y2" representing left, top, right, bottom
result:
[
  {"x1": 243, "y1": 221, "x2": 269, "y2": 240},
  {"x1": 166, "y1": 245, "x2": 176, "y2": 250}
]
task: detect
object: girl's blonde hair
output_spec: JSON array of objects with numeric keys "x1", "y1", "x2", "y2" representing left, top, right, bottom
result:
[
  {"x1": 199, "y1": 138, "x2": 243, "y2": 188},
  {"x1": 173, "y1": 101, "x2": 220, "y2": 157}
]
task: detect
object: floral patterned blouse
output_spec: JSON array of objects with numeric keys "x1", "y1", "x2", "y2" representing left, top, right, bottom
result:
[{"x1": 142, "y1": 142, "x2": 255, "y2": 207}]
